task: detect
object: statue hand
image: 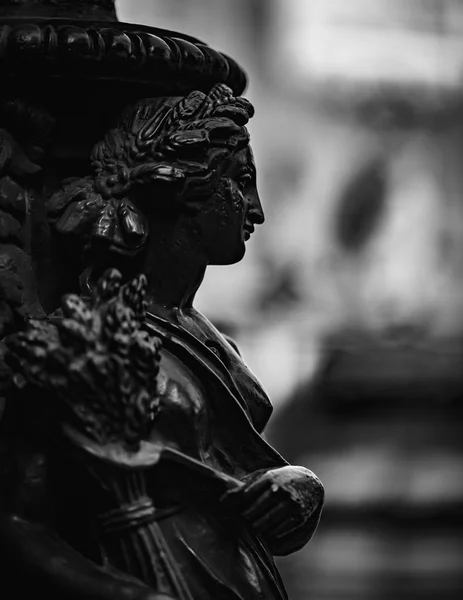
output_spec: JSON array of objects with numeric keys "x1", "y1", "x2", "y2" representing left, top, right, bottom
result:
[{"x1": 221, "y1": 466, "x2": 324, "y2": 543}]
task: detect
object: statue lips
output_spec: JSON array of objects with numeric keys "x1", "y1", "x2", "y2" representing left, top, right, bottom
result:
[{"x1": 243, "y1": 222, "x2": 255, "y2": 241}]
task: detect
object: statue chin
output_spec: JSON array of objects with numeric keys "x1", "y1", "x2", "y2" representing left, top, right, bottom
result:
[{"x1": 212, "y1": 248, "x2": 247, "y2": 267}]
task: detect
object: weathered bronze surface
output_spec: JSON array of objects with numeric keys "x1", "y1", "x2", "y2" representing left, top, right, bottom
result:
[{"x1": 0, "y1": 2, "x2": 324, "y2": 598}]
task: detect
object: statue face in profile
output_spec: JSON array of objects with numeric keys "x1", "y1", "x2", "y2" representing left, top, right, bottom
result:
[
  {"x1": 190, "y1": 144, "x2": 264, "y2": 265},
  {"x1": 49, "y1": 83, "x2": 264, "y2": 274}
]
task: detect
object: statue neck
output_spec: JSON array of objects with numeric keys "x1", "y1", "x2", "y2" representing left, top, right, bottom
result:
[{"x1": 143, "y1": 215, "x2": 208, "y2": 312}]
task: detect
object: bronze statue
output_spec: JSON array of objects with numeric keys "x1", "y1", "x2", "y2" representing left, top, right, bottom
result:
[{"x1": 0, "y1": 2, "x2": 324, "y2": 599}]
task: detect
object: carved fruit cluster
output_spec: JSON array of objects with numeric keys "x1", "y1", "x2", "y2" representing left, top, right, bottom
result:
[{"x1": 6, "y1": 269, "x2": 162, "y2": 451}]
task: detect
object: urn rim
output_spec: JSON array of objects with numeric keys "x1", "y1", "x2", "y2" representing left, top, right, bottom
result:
[{"x1": 0, "y1": 8, "x2": 247, "y2": 97}]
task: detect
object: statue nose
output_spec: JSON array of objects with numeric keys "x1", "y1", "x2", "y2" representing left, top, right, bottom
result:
[{"x1": 248, "y1": 191, "x2": 265, "y2": 225}]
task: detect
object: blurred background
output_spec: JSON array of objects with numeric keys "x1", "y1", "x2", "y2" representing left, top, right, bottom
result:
[{"x1": 118, "y1": 1, "x2": 463, "y2": 598}]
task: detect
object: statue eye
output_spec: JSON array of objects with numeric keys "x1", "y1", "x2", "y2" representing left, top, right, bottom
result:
[{"x1": 238, "y1": 174, "x2": 251, "y2": 190}]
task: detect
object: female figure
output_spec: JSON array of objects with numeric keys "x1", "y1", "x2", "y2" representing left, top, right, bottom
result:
[{"x1": 3, "y1": 84, "x2": 324, "y2": 600}]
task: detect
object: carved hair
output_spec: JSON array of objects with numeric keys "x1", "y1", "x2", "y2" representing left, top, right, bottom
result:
[
  {"x1": 91, "y1": 83, "x2": 254, "y2": 202},
  {"x1": 49, "y1": 84, "x2": 254, "y2": 256}
]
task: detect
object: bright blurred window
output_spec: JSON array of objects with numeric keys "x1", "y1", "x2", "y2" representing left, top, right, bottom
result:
[{"x1": 274, "y1": 0, "x2": 463, "y2": 87}]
